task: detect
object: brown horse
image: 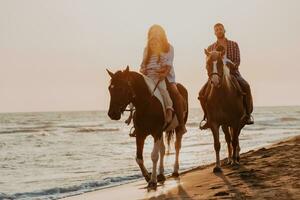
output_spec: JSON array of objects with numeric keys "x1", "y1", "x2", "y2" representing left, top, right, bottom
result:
[
  {"x1": 107, "y1": 66, "x2": 188, "y2": 189},
  {"x1": 199, "y1": 49, "x2": 247, "y2": 173}
]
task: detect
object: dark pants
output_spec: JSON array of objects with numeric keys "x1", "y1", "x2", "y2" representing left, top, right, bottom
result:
[
  {"x1": 234, "y1": 71, "x2": 253, "y2": 115},
  {"x1": 199, "y1": 70, "x2": 253, "y2": 118},
  {"x1": 168, "y1": 83, "x2": 186, "y2": 126}
]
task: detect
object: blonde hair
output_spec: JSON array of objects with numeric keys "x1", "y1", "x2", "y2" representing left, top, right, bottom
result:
[{"x1": 144, "y1": 24, "x2": 170, "y2": 65}]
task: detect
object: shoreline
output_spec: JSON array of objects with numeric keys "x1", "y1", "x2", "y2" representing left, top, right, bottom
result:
[{"x1": 62, "y1": 135, "x2": 300, "y2": 200}]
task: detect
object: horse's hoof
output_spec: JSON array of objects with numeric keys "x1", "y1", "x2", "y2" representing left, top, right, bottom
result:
[
  {"x1": 147, "y1": 181, "x2": 157, "y2": 190},
  {"x1": 172, "y1": 172, "x2": 179, "y2": 177},
  {"x1": 224, "y1": 159, "x2": 232, "y2": 166},
  {"x1": 145, "y1": 172, "x2": 152, "y2": 183},
  {"x1": 157, "y1": 174, "x2": 166, "y2": 182},
  {"x1": 213, "y1": 166, "x2": 222, "y2": 173},
  {"x1": 231, "y1": 162, "x2": 240, "y2": 169}
]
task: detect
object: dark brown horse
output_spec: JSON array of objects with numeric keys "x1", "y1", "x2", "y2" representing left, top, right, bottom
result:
[
  {"x1": 199, "y1": 49, "x2": 247, "y2": 173},
  {"x1": 107, "y1": 66, "x2": 188, "y2": 189}
]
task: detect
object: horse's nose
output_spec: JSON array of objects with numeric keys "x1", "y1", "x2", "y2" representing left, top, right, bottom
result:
[
  {"x1": 108, "y1": 110, "x2": 116, "y2": 119},
  {"x1": 108, "y1": 110, "x2": 120, "y2": 120},
  {"x1": 211, "y1": 75, "x2": 220, "y2": 87}
]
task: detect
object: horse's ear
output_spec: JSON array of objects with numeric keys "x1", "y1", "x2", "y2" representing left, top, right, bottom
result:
[
  {"x1": 204, "y1": 49, "x2": 210, "y2": 56},
  {"x1": 106, "y1": 69, "x2": 114, "y2": 78},
  {"x1": 124, "y1": 65, "x2": 131, "y2": 81},
  {"x1": 124, "y1": 65, "x2": 130, "y2": 76}
]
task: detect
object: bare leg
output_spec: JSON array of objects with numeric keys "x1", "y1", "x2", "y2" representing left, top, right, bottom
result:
[
  {"x1": 211, "y1": 124, "x2": 222, "y2": 173},
  {"x1": 222, "y1": 125, "x2": 232, "y2": 165},
  {"x1": 172, "y1": 130, "x2": 182, "y2": 177},
  {"x1": 148, "y1": 136, "x2": 161, "y2": 189},
  {"x1": 135, "y1": 134, "x2": 150, "y2": 182}
]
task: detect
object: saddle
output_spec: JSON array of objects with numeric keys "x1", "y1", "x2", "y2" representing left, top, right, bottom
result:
[{"x1": 142, "y1": 74, "x2": 179, "y2": 132}]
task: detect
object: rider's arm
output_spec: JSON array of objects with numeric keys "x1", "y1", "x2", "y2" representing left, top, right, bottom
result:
[
  {"x1": 225, "y1": 58, "x2": 238, "y2": 71},
  {"x1": 140, "y1": 47, "x2": 148, "y2": 75},
  {"x1": 234, "y1": 42, "x2": 240, "y2": 68},
  {"x1": 157, "y1": 45, "x2": 174, "y2": 79}
]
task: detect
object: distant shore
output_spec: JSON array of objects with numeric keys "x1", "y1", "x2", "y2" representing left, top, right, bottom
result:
[{"x1": 62, "y1": 135, "x2": 300, "y2": 200}]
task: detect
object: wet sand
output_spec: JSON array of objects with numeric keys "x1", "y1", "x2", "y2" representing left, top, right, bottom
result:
[{"x1": 62, "y1": 135, "x2": 300, "y2": 200}]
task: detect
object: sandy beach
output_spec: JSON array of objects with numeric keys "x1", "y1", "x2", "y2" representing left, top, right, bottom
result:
[{"x1": 62, "y1": 135, "x2": 300, "y2": 200}]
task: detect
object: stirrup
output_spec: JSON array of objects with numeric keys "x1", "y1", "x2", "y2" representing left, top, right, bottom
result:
[
  {"x1": 199, "y1": 119, "x2": 209, "y2": 130},
  {"x1": 246, "y1": 115, "x2": 254, "y2": 125},
  {"x1": 129, "y1": 127, "x2": 136, "y2": 137}
]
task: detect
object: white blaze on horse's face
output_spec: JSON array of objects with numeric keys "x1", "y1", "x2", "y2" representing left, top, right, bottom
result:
[{"x1": 211, "y1": 61, "x2": 220, "y2": 86}]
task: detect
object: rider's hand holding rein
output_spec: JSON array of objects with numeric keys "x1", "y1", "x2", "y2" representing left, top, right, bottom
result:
[
  {"x1": 156, "y1": 65, "x2": 171, "y2": 81},
  {"x1": 140, "y1": 67, "x2": 148, "y2": 75}
]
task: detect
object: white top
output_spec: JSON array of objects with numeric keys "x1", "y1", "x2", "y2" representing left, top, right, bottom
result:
[{"x1": 140, "y1": 45, "x2": 176, "y2": 83}]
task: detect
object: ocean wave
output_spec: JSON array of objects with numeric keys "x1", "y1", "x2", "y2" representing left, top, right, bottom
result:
[
  {"x1": 186, "y1": 122, "x2": 199, "y2": 127},
  {"x1": 76, "y1": 128, "x2": 119, "y2": 133},
  {"x1": 0, "y1": 124, "x2": 55, "y2": 135},
  {"x1": 59, "y1": 124, "x2": 104, "y2": 129},
  {"x1": 0, "y1": 129, "x2": 40, "y2": 135},
  {"x1": 243, "y1": 126, "x2": 266, "y2": 131},
  {"x1": 280, "y1": 117, "x2": 299, "y2": 122},
  {"x1": 2, "y1": 174, "x2": 142, "y2": 200}
]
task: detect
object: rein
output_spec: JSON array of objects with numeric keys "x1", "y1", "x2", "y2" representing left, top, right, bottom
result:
[{"x1": 123, "y1": 77, "x2": 161, "y2": 113}]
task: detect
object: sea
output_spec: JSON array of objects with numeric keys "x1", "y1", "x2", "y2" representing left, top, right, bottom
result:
[{"x1": 0, "y1": 106, "x2": 300, "y2": 199}]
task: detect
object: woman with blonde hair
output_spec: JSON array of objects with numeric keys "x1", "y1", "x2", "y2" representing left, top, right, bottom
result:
[{"x1": 140, "y1": 24, "x2": 186, "y2": 133}]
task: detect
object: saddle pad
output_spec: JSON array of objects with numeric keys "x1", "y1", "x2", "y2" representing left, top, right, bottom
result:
[
  {"x1": 141, "y1": 74, "x2": 179, "y2": 131},
  {"x1": 142, "y1": 74, "x2": 166, "y2": 115}
]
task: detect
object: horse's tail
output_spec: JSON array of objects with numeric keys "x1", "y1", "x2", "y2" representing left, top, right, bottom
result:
[{"x1": 165, "y1": 130, "x2": 175, "y2": 153}]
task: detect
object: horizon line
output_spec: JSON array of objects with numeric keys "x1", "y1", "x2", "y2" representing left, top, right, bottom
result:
[{"x1": 1, "y1": 105, "x2": 300, "y2": 115}]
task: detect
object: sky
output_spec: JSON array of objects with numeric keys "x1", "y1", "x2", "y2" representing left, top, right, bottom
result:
[{"x1": 0, "y1": 0, "x2": 300, "y2": 113}]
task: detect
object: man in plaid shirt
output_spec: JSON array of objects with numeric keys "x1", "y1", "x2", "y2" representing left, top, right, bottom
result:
[{"x1": 199, "y1": 23, "x2": 254, "y2": 129}]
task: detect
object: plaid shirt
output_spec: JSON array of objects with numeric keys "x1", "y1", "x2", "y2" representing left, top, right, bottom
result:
[{"x1": 208, "y1": 38, "x2": 241, "y2": 68}]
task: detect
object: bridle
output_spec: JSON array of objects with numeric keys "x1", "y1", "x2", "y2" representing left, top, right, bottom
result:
[
  {"x1": 207, "y1": 59, "x2": 224, "y2": 81},
  {"x1": 124, "y1": 76, "x2": 161, "y2": 112}
]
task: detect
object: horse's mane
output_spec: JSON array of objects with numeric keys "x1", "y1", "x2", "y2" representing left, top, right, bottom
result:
[
  {"x1": 128, "y1": 71, "x2": 151, "y2": 98},
  {"x1": 111, "y1": 69, "x2": 151, "y2": 98}
]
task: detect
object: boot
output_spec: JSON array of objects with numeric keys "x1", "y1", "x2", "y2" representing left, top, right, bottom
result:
[{"x1": 245, "y1": 115, "x2": 254, "y2": 125}]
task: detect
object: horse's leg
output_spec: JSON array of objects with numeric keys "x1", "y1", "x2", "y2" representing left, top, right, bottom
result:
[
  {"x1": 211, "y1": 123, "x2": 222, "y2": 173},
  {"x1": 172, "y1": 130, "x2": 182, "y2": 177},
  {"x1": 231, "y1": 126, "x2": 241, "y2": 166},
  {"x1": 135, "y1": 134, "x2": 150, "y2": 182},
  {"x1": 237, "y1": 137, "x2": 241, "y2": 162},
  {"x1": 148, "y1": 135, "x2": 161, "y2": 189},
  {"x1": 222, "y1": 125, "x2": 232, "y2": 165},
  {"x1": 157, "y1": 136, "x2": 166, "y2": 182}
]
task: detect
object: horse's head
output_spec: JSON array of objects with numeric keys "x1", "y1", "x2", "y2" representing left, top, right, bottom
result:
[
  {"x1": 107, "y1": 66, "x2": 135, "y2": 120},
  {"x1": 204, "y1": 48, "x2": 225, "y2": 88}
]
